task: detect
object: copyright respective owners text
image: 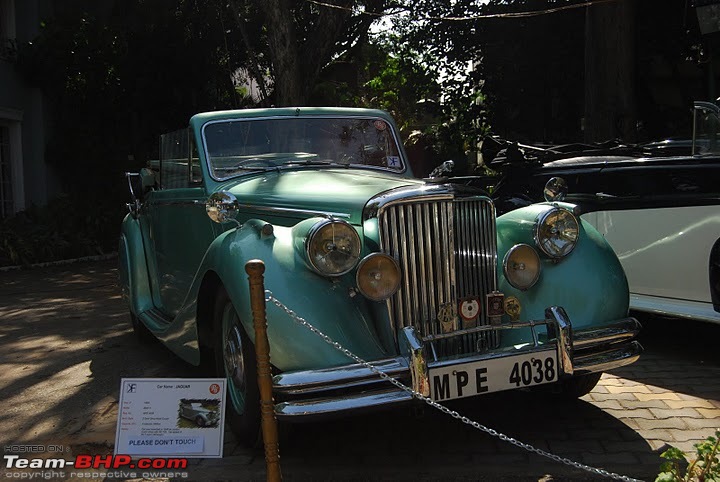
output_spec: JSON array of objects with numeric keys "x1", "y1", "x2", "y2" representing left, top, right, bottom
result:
[{"x1": 4, "y1": 444, "x2": 190, "y2": 479}]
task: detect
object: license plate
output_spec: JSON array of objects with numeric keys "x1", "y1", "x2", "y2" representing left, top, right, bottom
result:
[{"x1": 429, "y1": 350, "x2": 558, "y2": 401}]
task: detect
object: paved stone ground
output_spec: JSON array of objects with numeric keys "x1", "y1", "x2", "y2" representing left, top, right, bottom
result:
[{"x1": 0, "y1": 260, "x2": 718, "y2": 481}]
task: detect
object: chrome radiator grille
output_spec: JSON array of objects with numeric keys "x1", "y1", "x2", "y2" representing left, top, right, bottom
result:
[{"x1": 378, "y1": 196, "x2": 498, "y2": 358}]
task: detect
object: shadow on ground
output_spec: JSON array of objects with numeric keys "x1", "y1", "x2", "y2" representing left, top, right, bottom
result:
[
  {"x1": 0, "y1": 261, "x2": 195, "y2": 448},
  {"x1": 3, "y1": 262, "x2": 713, "y2": 481},
  {"x1": 613, "y1": 313, "x2": 720, "y2": 402},
  {"x1": 203, "y1": 390, "x2": 659, "y2": 481}
]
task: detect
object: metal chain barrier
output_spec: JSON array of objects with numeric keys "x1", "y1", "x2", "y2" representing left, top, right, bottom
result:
[{"x1": 265, "y1": 290, "x2": 645, "y2": 482}]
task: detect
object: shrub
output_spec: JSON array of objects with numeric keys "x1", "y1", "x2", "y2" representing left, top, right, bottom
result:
[
  {"x1": 656, "y1": 430, "x2": 720, "y2": 482},
  {"x1": 0, "y1": 194, "x2": 125, "y2": 267}
]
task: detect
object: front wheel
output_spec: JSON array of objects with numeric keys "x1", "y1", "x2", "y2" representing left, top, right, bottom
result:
[
  {"x1": 556, "y1": 372, "x2": 603, "y2": 398},
  {"x1": 213, "y1": 287, "x2": 261, "y2": 447}
]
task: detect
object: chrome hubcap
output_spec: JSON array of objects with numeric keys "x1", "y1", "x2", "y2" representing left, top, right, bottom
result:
[{"x1": 223, "y1": 318, "x2": 246, "y2": 408}]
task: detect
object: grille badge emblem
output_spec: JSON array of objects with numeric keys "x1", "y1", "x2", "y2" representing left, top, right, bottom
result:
[
  {"x1": 504, "y1": 296, "x2": 522, "y2": 321},
  {"x1": 437, "y1": 302, "x2": 458, "y2": 333},
  {"x1": 459, "y1": 297, "x2": 480, "y2": 329},
  {"x1": 486, "y1": 291, "x2": 505, "y2": 325}
]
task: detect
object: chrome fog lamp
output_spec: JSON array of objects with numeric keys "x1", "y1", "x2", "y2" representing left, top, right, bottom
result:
[
  {"x1": 306, "y1": 219, "x2": 361, "y2": 276},
  {"x1": 356, "y1": 253, "x2": 401, "y2": 301},
  {"x1": 535, "y1": 208, "x2": 579, "y2": 258},
  {"x1": 503, "y1": 244, "x2": 541, "y2": 290}
]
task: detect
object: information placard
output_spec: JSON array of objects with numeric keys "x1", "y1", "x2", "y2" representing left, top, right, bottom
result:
[{"x1": 115, "y1": 378, "x2": 226, "y2": 458}]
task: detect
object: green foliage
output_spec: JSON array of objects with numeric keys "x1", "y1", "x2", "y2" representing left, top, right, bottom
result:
[
  {"x1": 391, "y1": 0, "x2": 582, "y2": 145},
  {"x1": 307, "y1": 32, "x2": 472, "y2": 175},
  {"x1": 12, "y1": 0, "x2": 251, "y2": 262},
  {"x1": 0, "y1": 195, "x2": 125, "y2": 267},
  {"x1": 656, "y1": 430, "x2": 720, "y2": 482},
  {"x1": 391, "y1": 0, "x2": 709, "y2": 144},
  {"x1": 17, "y1": 0, "x2": 246, "y2": 188}
]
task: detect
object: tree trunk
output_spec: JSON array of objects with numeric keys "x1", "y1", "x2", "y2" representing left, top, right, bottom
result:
[
  {"x1": 260, "y1": 0, "x2": 306, "y2": 105},
  {"x1": 259, "y1": 0, "x2": 353, "y2": 106},
  {"x1": 584, "y1": 0, "x2": 636, "y2": 142}
]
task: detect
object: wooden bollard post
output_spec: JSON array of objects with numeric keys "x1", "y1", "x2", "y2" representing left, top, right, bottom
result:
[{"x1": 245, "y1": 260, "x2": 282, "y2": 482}]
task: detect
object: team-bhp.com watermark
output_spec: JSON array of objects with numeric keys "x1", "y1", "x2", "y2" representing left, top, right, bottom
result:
[{"x1": 4, "y1": 445, "x2": 189, "y2": 479}]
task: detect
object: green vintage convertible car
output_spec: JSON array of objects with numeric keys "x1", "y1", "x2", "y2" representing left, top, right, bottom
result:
[{"x1": 119, "y1": 107, "x2": 642, "y2": 445}]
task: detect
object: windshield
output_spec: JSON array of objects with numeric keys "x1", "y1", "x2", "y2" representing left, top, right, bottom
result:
[
  {"x1": 202, "y1": 116, "x2": 405, "y2": 179},
  {"x1": 693, "y1": 102, "x2": 720, "y2": 156}
]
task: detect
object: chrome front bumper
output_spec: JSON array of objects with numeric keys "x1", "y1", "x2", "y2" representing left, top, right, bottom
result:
[{"x1": 272, "y1": 307, "x2": 642, "y2": 420}]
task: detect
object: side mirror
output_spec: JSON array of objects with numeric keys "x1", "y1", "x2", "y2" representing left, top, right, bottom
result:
[
  {"x1": 544, "y1": 177, "x2": 568, "y2": 202},
  {"x1": 206, "y1": 191, "x2": 240, "y2": 225}
]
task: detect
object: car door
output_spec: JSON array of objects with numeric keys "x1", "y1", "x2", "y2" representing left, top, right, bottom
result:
[
  {"x1": 583, "y1": 206, "x2": 720, "y2": 316},
  {"x1": 141, "y1": 128, "x2": 218, "y2": 318}
]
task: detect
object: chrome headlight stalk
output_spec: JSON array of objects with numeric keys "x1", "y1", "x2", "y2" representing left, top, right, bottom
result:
[
  {"x1": 305, "y1": 219, "x2": 361, "y2": 276},
  {"x1": 503, "y1": 243, "x2": 541, "y2": 290},
  {"x1": 534, "y1": 207, "x2": 579, "y2": 259}
]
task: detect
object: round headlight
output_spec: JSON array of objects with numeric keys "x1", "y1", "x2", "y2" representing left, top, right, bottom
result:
[
  {"x1": 534, "y1": 208, "x2": 579, "y2": 258},
  {"x1": 306, "y1": 219, "x2": 361, "y2": 276},
  {"x1": 356, "y1": 253, "x2": 401, "y2": 301},
  {"x1": 503, "y1": 244, "x2": 541, "y2": 290}
]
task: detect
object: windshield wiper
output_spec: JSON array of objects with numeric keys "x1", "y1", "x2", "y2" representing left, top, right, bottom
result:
[
  {"x1": 280, "y1": 159, "x2": 345, "y2": 167},
  {"x1": 214, "y1": 165, "x2": 273, "y2": 173}
]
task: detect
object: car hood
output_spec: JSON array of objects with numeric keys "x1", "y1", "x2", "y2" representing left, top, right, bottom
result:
[{"x1": 218, "y1": 168, "x2": 424, "y2": 225}]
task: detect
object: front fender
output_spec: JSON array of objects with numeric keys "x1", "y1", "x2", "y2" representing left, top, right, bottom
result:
[
  {"x1": 496, "y1": 204, "x2": 629, "y2": 343},
  {"x1": 175, "y1": 219, "x2": 388, "y2": 371}
]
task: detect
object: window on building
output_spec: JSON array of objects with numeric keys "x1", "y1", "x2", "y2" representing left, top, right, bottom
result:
[
  {"x1": 0, "y1": 0, "x2": 16, "y2": 61},
  {"x1": 0, "y1": 125, "x2": 13, "y2": 218}
]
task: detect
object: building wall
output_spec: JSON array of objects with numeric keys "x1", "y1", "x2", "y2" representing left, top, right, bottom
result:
[{"x1": 0, "y1": 0, "x2": 56, "y2": 217}]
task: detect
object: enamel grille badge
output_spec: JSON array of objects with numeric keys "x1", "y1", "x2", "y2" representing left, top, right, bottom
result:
[
  {"x1": 504, "y1": 296, "x2": 521, "y2": 321},
  {"x1": 437, "y1": 302, "x2": 458, "y2": 333},
  {"x1": 486, "y1": 292, "x2": 505, "y2": 317},
  {"x1": 459, "y1": 298, "x2": 481, "y2": 321}
]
